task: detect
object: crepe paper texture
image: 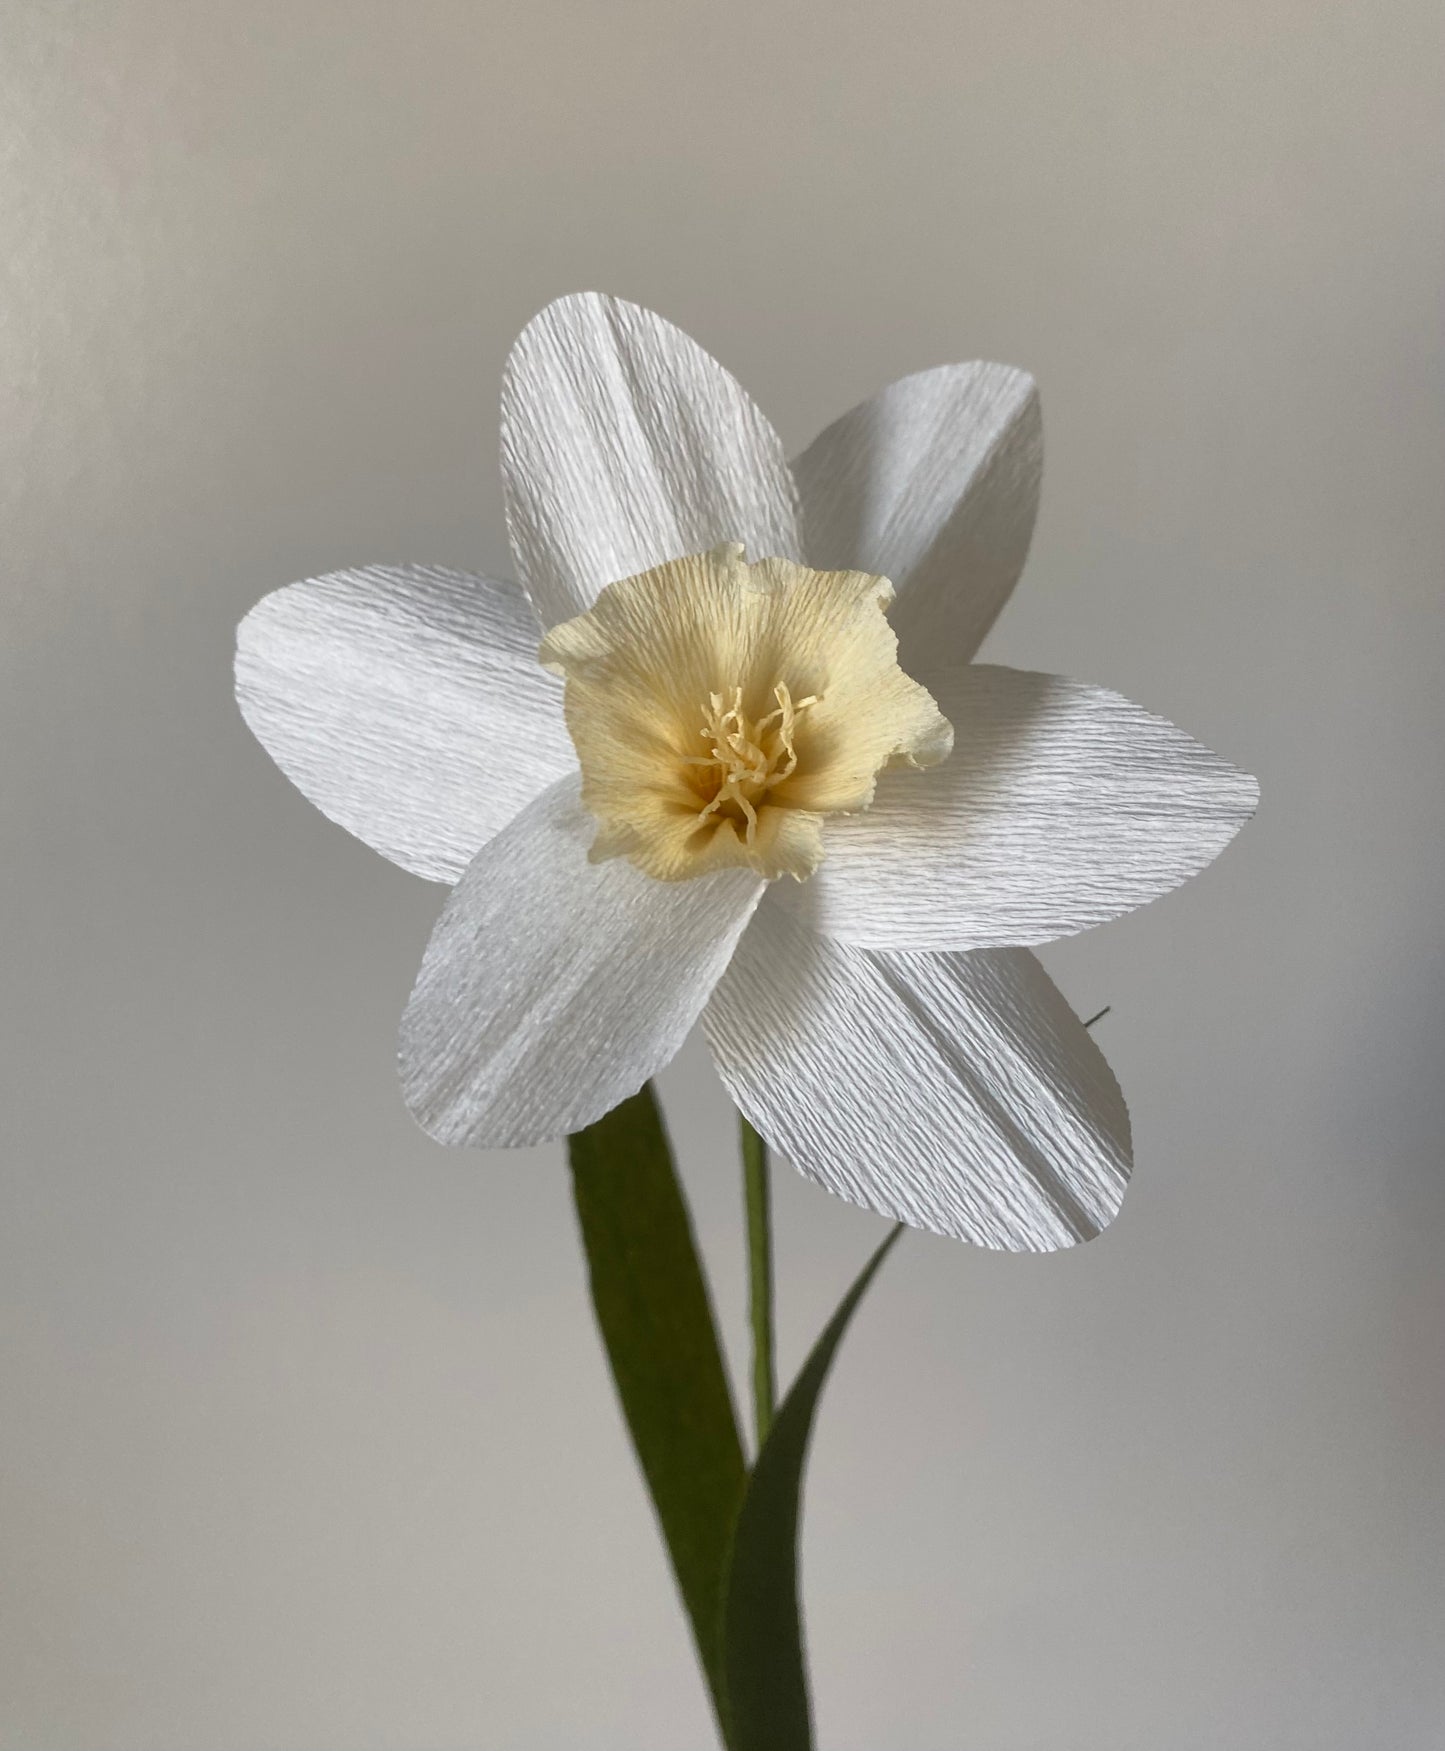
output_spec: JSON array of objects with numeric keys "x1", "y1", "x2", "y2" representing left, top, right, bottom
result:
[
  {"x1": 234, "y1": 290, "x2": 1259, "y2": 1249},
  {"x1": 536, "y1": 545, "x2": 954, "y2": 885}
]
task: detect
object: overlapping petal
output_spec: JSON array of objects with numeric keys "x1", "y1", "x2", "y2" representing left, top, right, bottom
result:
[
  {"x1": 230, "y1": 295, "x2": 1256, "y2": 1253},
  {"x1": 235, "y1": 565, "x2": 574, "y2": 883},
  {"x1": 399, "y1": 775, "x2": 765, "y2": 1147},
  {"x1": 500, "y1": 292, "x2": 802, "y2": 630},
  {"x1": 792, "y1": 363, "x2": 1041, "y2": 672},
  {"x1": 777, "y1": 665, "x2": 1260, "y2": 951},
  {"x1": 703, "y1": 898, "x2": 1131, "y2": 1250}
]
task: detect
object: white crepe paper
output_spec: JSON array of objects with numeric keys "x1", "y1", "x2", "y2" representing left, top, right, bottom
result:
[
  {"x1": 501, "y1": 294, "x2": 802, "y2": 630},
  {"x1": 776, "y1": 665, "x2": 1260, "y2": 951},
  {"x1": 793, "y1": 362, "x2": 1041, "y2": 673},
  {"x1": 236, "y1": 291, "x2": 1259, "y2": 1249},
  {"x1": 399, "y1": 775, "x2": 763, "y2": 1146},
  {"x1": 704, "y1": 900, "x2": 1130, "y2": 1251},
  {"x1": 236, "y1": 565, "x2": 572, "y2": 883}
]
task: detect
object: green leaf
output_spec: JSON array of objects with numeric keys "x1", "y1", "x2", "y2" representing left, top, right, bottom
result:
[
  {"x1": 569, "y1": 1085, "x2": 747, "y2": 1741},
  {"x1": 720, "y1": 1226, "x2": 904, "y2": 1751}
]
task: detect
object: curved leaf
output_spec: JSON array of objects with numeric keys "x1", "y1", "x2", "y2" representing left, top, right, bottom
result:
[
  {"x1": 569, "y1": 1085, "x2": 747, "y2": 1740},
  {"x1": 720, "y1": 1226, "x2": 903, "y2": 1751}
]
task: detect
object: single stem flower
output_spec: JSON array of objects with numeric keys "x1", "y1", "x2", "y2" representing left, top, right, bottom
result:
[
  {"x1": 740, "y1": 1113, "x2": 775, "y2": 1451},
  {"x1": 236, "y1": 292, "x2": 1258, "y2": 1250}
]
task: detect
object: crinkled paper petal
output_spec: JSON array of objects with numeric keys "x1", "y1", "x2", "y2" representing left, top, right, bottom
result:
[
  {"x1": 703, "y1": 900, "x2": 1131, "y2": 1250},
  {"x1": 538, "y1": 548, "x2": 951, "y2": 882},
  {"x1": 793, "y1": 363, "x2": 1041, "y2": 671},
  {"x1": 235, "y1": 565, "x2": 574, "y2": 883},
  {"x1": 778, "y1": 665, "x2": 1260, "y2": 950},
  {"x1": 399, "y1": 775, "x2": 765, "y2": 1146},
  {"x1": 500, "y1": 292, "x2": 802, "y2": 629}
]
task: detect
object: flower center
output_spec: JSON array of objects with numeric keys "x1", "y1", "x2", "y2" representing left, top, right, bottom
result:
[
  {"x1": 684, "y1": 684, "x2": 819, "y2": 844},
  {"x1": 539, "y1": 543, "x2": 953, "y2": 883}
]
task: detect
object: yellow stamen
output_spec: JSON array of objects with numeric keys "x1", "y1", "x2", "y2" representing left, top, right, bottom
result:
[{"x1": 691, "y1": 685, "x2": 818, "y2": 844}]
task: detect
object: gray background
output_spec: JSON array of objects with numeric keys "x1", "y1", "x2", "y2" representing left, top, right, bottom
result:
[{"x1": 3, "y1": 3, "x2": 1441, "y2": 1746}]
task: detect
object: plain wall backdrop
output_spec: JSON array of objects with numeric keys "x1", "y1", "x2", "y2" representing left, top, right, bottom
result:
[{"x1": 3, "y1": 3, "x2": 1442, "y2": 1746}]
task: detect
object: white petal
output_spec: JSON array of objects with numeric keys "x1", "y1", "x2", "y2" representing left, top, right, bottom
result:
[
  {"x1": 500, "y1": 293, "x2": 802, "y2": 629},
  {"x1": 703, "y1": 901, "x2": 1130, "y2": 1250},
  {"x1": 399, "y1": 775, "x2": 764, "y2": 1146},
  {"x1": 778, "y1": 665, "x2": 1260, "y2": 951},
  {"x1": 792, "y1": 363, "x2": 1041, "y2": 671},
  {"x1": 236, "y1": 565, "x2": 575, "y2": 883}
]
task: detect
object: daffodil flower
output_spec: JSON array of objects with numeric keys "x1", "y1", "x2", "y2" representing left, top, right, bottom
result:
[{"x1": 236, "y1": 293, "x2": 1257, "y2": 1251}]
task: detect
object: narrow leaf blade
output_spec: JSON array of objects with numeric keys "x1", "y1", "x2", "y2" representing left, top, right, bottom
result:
[
  {"x1": 569, "y1": 1085, "x2": 747, "y2": 1737},
  {"x1": 721, "y1": 1226, "x2": 904, "y2": 1751}
]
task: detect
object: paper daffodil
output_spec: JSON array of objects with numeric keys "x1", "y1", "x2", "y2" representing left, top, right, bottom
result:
[{"x1": 236, "y1": 293, "x2": 1257, "y2": 1251}]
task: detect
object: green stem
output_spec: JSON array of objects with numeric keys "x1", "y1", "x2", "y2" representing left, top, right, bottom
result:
[
  {"x1": 569, "y1": 1089, "x2": 744, "y2": 1742},
  {"x1": 739, "y1": 1114, "x2": 775, "y2": 1452}
]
